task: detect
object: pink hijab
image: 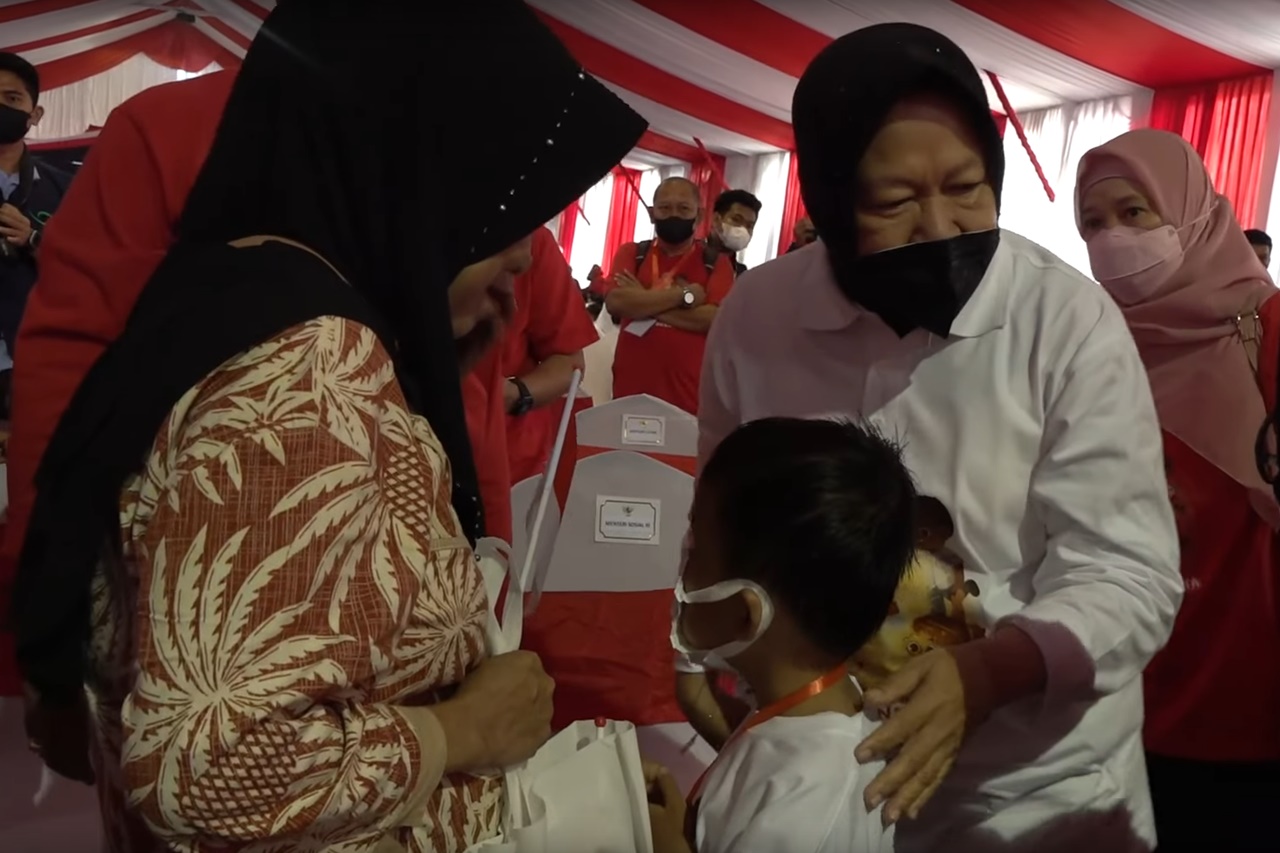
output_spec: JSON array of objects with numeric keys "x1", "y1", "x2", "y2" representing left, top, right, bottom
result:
[{"x1": 1077, "y1": 128, "x2": 1279, "y2": 528}]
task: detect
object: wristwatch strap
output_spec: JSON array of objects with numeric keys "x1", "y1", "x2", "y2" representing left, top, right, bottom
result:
[{"x1": 509, "y1": 376, "x2": 534, "y2": 416}]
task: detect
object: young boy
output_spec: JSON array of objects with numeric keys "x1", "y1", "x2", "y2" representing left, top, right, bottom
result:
[{"x1": 647, "y1": 417, "x2": 917, "y2": 853}]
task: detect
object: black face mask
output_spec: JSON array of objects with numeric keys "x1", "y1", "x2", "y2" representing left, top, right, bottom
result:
[
  {"x1": 835, "y1": 229, "x2": 1001, "y2": 339},
  {"x1": 0, "y1": 104, "x2": 31, "y2": 145},
  {"x1": 654, "y1": 216, "x2": 696, "y2": 245}
]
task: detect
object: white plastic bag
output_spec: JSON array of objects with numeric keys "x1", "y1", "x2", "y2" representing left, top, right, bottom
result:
[
  {"x1": 468, "y1": 538, "x2": 653, "y2": 853},
  {"x1": 464, "y1": 719, "x2": 652, "y2": 853}
]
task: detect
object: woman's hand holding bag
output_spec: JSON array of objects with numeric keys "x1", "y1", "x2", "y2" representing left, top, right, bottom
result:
[{"x1": 432, "y1": 651, "x2": 555, "y2": 772}]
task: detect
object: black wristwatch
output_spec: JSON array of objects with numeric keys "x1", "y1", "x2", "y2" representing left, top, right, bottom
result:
[
  {"x1": 680, "y1": 286, "x2": 696, "y2": 308},
  {"x1": 508, "y1": 376, "x2": 534, "y2": 416}
]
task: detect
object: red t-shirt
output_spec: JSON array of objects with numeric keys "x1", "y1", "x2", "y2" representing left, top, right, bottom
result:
[
  {"x1": 463, "y1": 350, "x2": 513, "y2": 544},
  {"x1": 501, "y1": 227, "x2": 598, "y2": 484},
  {"x1": 0, "y1": 73, "x2": 237, "y2": 695},
  {"x1": 606, "y1": 240, "x2": 735, "y2": 415},
  {"x1": 1143, "y1": 294, "x2": 1280, "y2": 761}
]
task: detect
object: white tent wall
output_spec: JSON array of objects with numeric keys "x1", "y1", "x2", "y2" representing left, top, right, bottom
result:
[
  {"x1": 566, "y1": 174, "x2": 615, "y2": 285},
  {"x1": 631, "y1": 168, "x2": 661, "y2": 244},
  {"x1": 28, "y1": 55, "x2": 221, "y2": 141},
  {"x1": 1257, "y1": 75, "x2": 1280, "y2": 280},
  {"x1": 721, "y1": 151, "x2": 791, "y2": 270},
  {"x1": 998, "y1": 96, "x2": 1136, "y2": 276}
]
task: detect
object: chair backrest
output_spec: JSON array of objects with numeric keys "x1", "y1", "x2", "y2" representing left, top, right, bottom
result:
[
  {"x1": 544, "y1": 451, "x2": 692, "y2": 593},
  {"x1": 508, "y1": 475, "x2": 561, "y2": 599},
  {"x1": 574, "y1": 394, "x2": 698, "y2": 459}
]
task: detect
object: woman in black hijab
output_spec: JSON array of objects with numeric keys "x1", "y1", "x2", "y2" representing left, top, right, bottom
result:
[
  {"x1": 691, "y1": 21, "x2": 1177, "y2": 853},
  {"x1": 12, "y1": 2, "x2": 645, "y2": 850},
  {"x1": 793, "y1": 23, "x2": 1005, "y2": 341}
]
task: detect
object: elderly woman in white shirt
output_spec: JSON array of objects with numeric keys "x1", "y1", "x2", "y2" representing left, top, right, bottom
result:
[{"x1": 680, "y1": 23, "x2": 1181, "y2": 853}]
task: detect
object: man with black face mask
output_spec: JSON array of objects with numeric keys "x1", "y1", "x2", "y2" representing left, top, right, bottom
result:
[
  {"x1": 0, "y1": 52, "x2": 69, "y2": 365},
  {"x1": 602, "y1": 175, "x2": 736, "y2": 414},
  {"x1": 685, "y1": 24, "x2": 1180, "y2": 853}
]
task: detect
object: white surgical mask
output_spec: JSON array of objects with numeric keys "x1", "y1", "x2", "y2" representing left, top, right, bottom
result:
[
  {"x1": 719, "y1": 224, "x2": 752, "y2": 253},
  {"x1": 670, "y1": 575, "x2": 774, "y2": 671}
]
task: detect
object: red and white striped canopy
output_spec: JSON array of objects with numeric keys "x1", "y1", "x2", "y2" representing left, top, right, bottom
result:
[{"x1": 2, "y1": 0, "x2": 1278, "y2": 158}]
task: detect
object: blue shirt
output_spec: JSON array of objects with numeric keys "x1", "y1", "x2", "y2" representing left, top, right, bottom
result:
[{"x1": 0, "y1": 168, "x2": 18, "y2": 201}]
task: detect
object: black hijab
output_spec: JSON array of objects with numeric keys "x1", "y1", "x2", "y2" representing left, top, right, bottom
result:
[
  {"x1": 14, "y1": 0, "x2": 646, "y2": 702},
  {"x1": 791, "y1": 23, "x2": 1005, "y2": 273}
]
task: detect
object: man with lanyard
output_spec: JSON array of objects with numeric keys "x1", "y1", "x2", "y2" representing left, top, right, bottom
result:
[
  {"x1": 705, "y1": 189, "x2": 760, "y2": 276},
  {"x1": 603, "y1": 176, "x2": 735, "y2": 415},
  {"x1": 0, "y1": 53, "x2": 69, "y2": 368},
  {"x1": 499, "y1": 225, "x2": 597, "y2": 483}
]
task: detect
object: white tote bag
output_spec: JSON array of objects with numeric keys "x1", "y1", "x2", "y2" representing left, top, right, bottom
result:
[{"x1": 469, "y1": 541, "x2": 654, "y2": 853}]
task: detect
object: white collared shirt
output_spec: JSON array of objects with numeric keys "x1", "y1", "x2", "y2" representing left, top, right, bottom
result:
[
  {"x1": 698, "y1": 232, "x2": 1182, "y2": 851},
  {"x1": 697, "y1": 711, "x2": 893, "y2": 853}
]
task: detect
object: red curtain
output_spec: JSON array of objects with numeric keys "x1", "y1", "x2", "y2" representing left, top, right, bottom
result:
[
  {"x1": 777, "y1": 151, "x2": 806, "y2": 255},
  {"x1": 1149, "y1": 72, "x2": 1273, "y2": 227},
  {"x1": 602, "y1": 167, "x2": 643, "y2": 271},
  {"x1": 992, "y1": 110, "x2": 1008, "y2": 138},
  {"x1": 35, "y1": 19, "x2": 243, "y2": 90},
  {"x1": 690, "y1": 154, "x2": 728, "y2": 239},
  {"x1": 557, "y1": 202, "x2": 580, "y2": 261}
]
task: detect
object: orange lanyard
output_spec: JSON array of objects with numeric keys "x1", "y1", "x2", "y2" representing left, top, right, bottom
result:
[
  {"x1": 648, "y1": 242, "x2": 698, "y2": 290},
  {"x1": 685, "y1": 664, "x2": 850, "y2": 807}
]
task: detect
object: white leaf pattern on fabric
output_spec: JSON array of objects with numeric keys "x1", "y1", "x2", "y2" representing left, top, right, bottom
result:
[{"x1": 87, "y1": 316, "x2": 501, "y2": 853}]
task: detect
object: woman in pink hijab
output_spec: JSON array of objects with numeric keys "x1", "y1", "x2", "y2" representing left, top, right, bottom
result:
[{"x1": 1077, "y1": 127, "x2": 1280, "y2": 852}]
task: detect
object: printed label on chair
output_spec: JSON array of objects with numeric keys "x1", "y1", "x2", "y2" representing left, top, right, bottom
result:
[
  {"x1": 595, "y1": 496, "x2": 661, "y2": 545},
  {"x1": 621, "y1": 414, "x2": 665, "y2": 447}
]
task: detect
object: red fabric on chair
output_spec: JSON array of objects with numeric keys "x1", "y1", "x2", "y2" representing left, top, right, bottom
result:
[
  {"x1": 522, "y1": 414, "x2": 693, "y2": 730},
  {"x1": 1149, "y1": 73, "x2": 1273, "y2": 228},
  {"x1": 526, "y1": 588, "x2": 684, "y2": 730}
]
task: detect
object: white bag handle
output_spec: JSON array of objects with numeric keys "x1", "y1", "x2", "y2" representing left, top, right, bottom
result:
[
  {"x1": 520, "y1": 369, "x2": 581, "y2": 616},
  {"x1": 475, "y1": 538, "x2": 522, "y2": 655}
]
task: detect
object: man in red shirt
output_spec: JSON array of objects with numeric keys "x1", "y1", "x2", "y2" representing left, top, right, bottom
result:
[
  {"x1": 1, "y1": 73, "x2": 236, "y2": 698},
  {"x1": 500, "y1": 226, "x2": 596, "y2": 483},
  {"x1": 603, "y1": 176, "x2": 736, "y2": 414}
]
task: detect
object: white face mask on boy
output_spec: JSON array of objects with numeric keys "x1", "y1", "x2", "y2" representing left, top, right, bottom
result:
[{"x1": 670, "y1": 575, "x2": 775, "y2": 672}]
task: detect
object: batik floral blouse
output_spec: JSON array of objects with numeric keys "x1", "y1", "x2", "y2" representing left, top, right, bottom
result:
[{"x1": 86, "y1": 317, "x2": 502, "y2": 852}]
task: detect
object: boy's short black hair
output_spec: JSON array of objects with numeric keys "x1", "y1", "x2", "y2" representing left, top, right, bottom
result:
[
  {"x1": 0, "y1": 52, "x2": 40, "y2": 105},
  {"x1": 699, "y1": 417, "x2": 917, "y2": 660},
  {"x1": 1245, "y1": 228, "x2": 1271, "y2": 249},
  {"x1": 713, "y1": 188, "x2": 762, "y2": 217}
]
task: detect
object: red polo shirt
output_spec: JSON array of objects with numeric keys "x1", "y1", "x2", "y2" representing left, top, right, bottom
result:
[
  {"x1": 606, "y1": 239, "x2": 735, "y2": 415},
  {"x1": 501, "y1": 227, "x2": 597, "y2": 484},
  {"x1": 464, "y1": 349, "x2": 513, "y2": 543},
  {"x1": 0, "y1": 72, "x2": 237, "y2": 693}
]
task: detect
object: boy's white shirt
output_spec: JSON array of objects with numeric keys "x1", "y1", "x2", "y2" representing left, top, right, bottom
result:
[{"x1": 696, "y1": 710, "x2": 894, "y2": 853}]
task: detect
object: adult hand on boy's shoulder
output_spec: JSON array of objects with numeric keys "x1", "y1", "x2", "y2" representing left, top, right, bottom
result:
[
  {"x1": 644, "y1": 761, "x2": 693, "y2": 853},
  {"x1": 853, "y1": 649, "x2": 969, "y2": 828}
]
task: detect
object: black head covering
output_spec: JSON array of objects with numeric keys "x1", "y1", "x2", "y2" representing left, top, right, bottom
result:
[
  {"x1": 177, "y1": 0, "x2": 646, "y2": 538},
  {"x1": 14, "y1": 0, "x2": 646, "y2": 703},
  {"x1": 791, "y1": 23, "x2": 1004, "y2": 259}
]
